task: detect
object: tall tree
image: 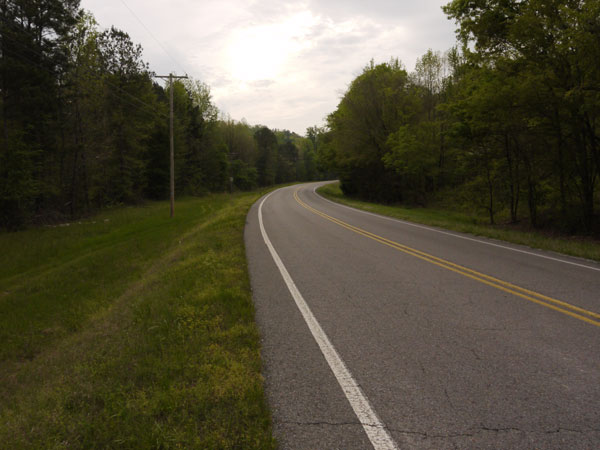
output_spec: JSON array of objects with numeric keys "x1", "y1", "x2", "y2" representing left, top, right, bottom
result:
[
  {"x1": 444, "y1": 0, "x2": 600, "y2": 230},
  {"x1": 254, "y1": 126, "x2": 278, "y2": 186},
  {"x1": 93, "y1": 26, "x2": 159, "y2": 205},
  {"x1": 326, "y1": 59, "x2": 418, "y2": 201},
  {"x1": 0, "y1": 0, "x2": 81, "y2": 227},
  {"x1": 276, "y1": 140, "x2": 298, "y2": 183}
]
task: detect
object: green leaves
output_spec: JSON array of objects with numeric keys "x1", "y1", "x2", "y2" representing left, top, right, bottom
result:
[
  {"x1": 254, "y1": 127, "x2": 278, "y2": 186},
  {"x1": 325, "y1": 60, "x2": 417, "y2": 201},
  {"x1": 322, "y1": 0, "x2": 599, "y2": 231}
]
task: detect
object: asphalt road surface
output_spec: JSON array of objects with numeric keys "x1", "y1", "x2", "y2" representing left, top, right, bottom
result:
[{"x1": 245, "y1": 182, "x2": 600, "y2": 449}]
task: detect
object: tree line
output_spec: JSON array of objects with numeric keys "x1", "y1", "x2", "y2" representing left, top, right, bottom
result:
[
  {"x1": 0, "y1": 0, "x2": 322, "y2": 230},
  {"x1": 317, "y1": 0, "x2": 599, "y2": 234}
]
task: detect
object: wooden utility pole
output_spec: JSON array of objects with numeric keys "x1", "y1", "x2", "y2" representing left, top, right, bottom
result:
[{"x1": 155, "y1": 73, "x2": 187, "y2": 217}]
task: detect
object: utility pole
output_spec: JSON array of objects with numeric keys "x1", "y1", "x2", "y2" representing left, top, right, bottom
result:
[{"x1": 155, "y1": 73, "x2": 187, "y2": 217}]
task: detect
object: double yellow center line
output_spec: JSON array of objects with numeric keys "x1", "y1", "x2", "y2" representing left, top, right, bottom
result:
[{"x1": 294, "y1": 189, "x2": 600, "y2": 328}]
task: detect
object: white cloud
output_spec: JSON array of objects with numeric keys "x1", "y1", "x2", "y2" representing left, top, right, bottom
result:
[{"x1": 80, "y1": 0, "x2": 457, "y2": 134}]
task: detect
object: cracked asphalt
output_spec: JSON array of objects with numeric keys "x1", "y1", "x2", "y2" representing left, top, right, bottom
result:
[{"x1": 245, "y1": 182, "x2": 600, "y2": 449}]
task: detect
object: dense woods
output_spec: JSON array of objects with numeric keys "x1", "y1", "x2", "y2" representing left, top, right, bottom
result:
[
  {"x1": 319, "y1": 0, "x2": 600, "y2": 234},
  {"x1": 3, "y1": 0, "x2": 599, "y2": 235},
  {"x1": 0, "y1": 0, "x2": 321, "y2": 230}
]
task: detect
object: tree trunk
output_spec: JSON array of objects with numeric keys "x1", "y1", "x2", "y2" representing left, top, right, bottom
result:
[
  {"x1": 555, "y1": 114, "x2": 567, "y2": 217},
  {"x1": 584, "y1": 112, "x2": 599, "y2": 183},
  {"x1": 574, "y1": 128, "x2": 595, "y2": 231},
  {"x1": 484, "y1": 148, "x2": 495, "y2": 225},
  {"x1": 1, "y1": 0, "x2": 8, "y2": 147},
  {"x1": 504, "y1": 133, "x2": 519, "y2": 223}
]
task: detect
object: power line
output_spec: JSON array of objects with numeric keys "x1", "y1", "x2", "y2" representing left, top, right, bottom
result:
[
  {"x1": 118, "y1": 0, "x2": 189, "y2": 76},
  {"x1": 1, "y1": 9, "x2": 176, "y2": 119},
  {"x1": 155, "y1": 73, "x2": 188, "y2": 218},
  {"x1": 3, "y1": 48, "x2": 167, "y2": 123},
  {"x1": 1, "y1": 28, "x2": 168, "y2": 120}
]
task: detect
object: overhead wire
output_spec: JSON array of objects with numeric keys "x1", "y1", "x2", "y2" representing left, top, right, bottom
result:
[
  {"x1": 118, "y1": 0, "x2": 189, "y2": 77},
  {"x1": 1, "y1": 20, "x2": 169, "y2": 120},
  {"x1": 2, "y1": 40, "x2": 167, "y2": 120}
]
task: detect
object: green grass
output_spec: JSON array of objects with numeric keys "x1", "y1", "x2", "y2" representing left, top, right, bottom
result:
[
  {"x1": 0, "y1": 191, "x2": 277, "y2": 449},
  {"x1": 318, "y1": 182, "x2": 600, "y2": 262}
]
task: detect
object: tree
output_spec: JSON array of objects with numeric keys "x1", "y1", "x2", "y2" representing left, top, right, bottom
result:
[
  {"x1": 400, "y1": 49, "x2": 453, "y2": 196},
  {"x1": 172, "y1": 79, "x2": 226, "y2": 194},
  {"x1": 444, "y1": 0, "x2": 600, "y2": 230},
  {"x1": 413, "y1": 49, "x2": 444, "y2": 121},
  {"x1": 1, "y1": 2, "x2": 271, "y2": 229},
  {"x1": 93, "y1": 26, "x2": 159, "y2": 205},
  {"x1": 219, "y1": 118, "x2": 258, "y2": 164},
  {"x1": 0, "y1": 0, "x2": 81, "y2": 227},
  {"x1": 382, "y1": 123, "x2": 439, "y2": 205},
  {"x1": 254, "y1": 127, "x2": 278, "y2": 186},
  {"x1": 60, "y1": 12, "x2": 105, "y2": 216},
  {"x1": 325, "y1": 59, "x2": 418, "y2": 201},
  {"x1": 276, "y1": 140, "x2": 298, "y2": 183}
]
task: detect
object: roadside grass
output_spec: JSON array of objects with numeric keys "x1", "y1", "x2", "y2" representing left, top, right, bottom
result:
[
  {"x1": 0, "y1": 191, "x2": 276, "y2": 449},
  {"x1": 317, "y1": 182, "x2": 600, "y2": 263}
]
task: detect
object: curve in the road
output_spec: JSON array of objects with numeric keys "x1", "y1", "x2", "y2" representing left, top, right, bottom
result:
[
  {"x1": 314, "y1": 185, "x2": 600, "y2": 273},
  {"x1": 249, "y1": 183, "x2": 600, "y2": 449},
  {"x1": 295, "y1": 189, "x2": 600, "y2": 328}
]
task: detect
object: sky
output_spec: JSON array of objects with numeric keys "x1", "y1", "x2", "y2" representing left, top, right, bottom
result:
[{"x1": 79, "y1": 0, "x2": 458, "y2": 135}]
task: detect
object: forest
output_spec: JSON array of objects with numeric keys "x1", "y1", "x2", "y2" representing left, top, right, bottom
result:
[
  {"x1": 2, "y1": 0, "x2": 599, "y2": 235},
  {"x1": 319, "y1": 0, "x2": 600, "y2": 234},
  {"x1": 0, "y1": 0, "x2": 321, "y2": 230}
]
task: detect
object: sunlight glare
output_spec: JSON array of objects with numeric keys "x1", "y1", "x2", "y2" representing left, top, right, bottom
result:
[{"x1": 228, "y1": 11, "x2": 316, "y2": 83}]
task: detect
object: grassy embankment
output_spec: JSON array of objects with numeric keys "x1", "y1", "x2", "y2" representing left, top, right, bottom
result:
[
  {"x1": 0, "y1": 191, "x2": 276, "y2": 449},
  {"x1": 318, "y1": 182, "x2": 600, "y2": 262}
]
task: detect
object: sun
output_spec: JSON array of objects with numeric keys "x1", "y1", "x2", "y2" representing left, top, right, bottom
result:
[
  {"x1": 228, "y1": 28, "x2": 287, "y2": 81},
  {"x1": 227, "y1": 11, "x2": 316, "y2": 83}
]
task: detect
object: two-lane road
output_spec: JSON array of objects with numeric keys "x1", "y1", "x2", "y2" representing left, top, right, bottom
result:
[{"x1": 245, "y1": 182, "x2": 600, "y2": 449}]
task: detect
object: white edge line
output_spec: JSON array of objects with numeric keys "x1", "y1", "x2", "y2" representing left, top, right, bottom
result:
[
  {"x1": 313, "y1": 184, "x2": 600, "y2": 273},
  {"x1": 258, "y1": 190, "x2": 399, "y2": 450}
]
